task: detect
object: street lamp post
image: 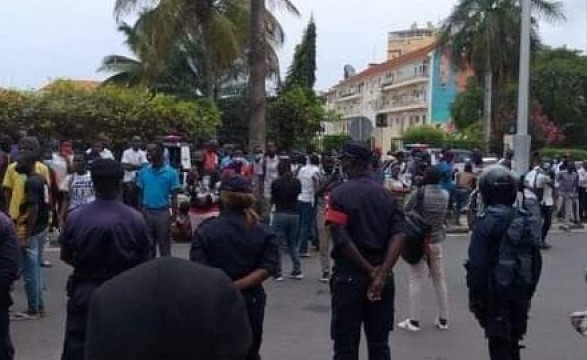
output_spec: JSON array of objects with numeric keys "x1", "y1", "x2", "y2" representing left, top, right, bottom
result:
[{"x1": 513, "y1": 0, "x2": 532, "y2": 175}]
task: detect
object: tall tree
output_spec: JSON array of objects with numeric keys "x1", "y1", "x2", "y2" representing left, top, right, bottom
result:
[
  {"x1": 440, "y1": 0, "x2": 564, "y2": 149},
  {"x1": 282, "y1": 17, "x2": 317, "y2": 92},
  {"x1": 248, "y1": 0, "x2": 299, "y2": 150}
]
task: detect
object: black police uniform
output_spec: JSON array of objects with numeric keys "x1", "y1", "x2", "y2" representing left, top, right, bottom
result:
[
  {"x1": 467, "y1": 205, "x2": 542, "y2": 360},
  {"x1": 190, "y1": 209, "x2": 278, "y2": 360},
  {"x1": 60, "y1": 199, "x2": 153, "y2": 360},
  {"x1": 0, "y1": 213, "x2": 19, "y2": 360},
  {"x1": 327, "y1": 173, "x2": 404, "y2": 360}
]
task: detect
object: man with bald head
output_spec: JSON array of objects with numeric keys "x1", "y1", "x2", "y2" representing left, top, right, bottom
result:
[{"x1": 121, "y1": 136, "x2": 148, "y2": 208}]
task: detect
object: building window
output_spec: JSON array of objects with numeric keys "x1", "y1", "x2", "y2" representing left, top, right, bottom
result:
[
  {"x1": 422, "y1": 115, "x2": 427, "y2": 123},
  {"x1": 376, "y1": 114, "x2": 388, "y2": 128}
]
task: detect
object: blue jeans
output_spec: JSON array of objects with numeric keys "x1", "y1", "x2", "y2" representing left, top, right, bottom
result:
[
  {"x1": 272, "y1": 212, "x2": 301, "y2": 274},
  {"x1": 22, "y1": 229, "x2": 46, "y2": 313},
  {"x1": 297, "y1": 201, "x2": 314, "y2": 255}
]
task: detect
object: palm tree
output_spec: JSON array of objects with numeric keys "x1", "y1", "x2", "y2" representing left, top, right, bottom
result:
[
  {"x1": 248, "y1": 0, "x2": 299, "y2": 150},
  {"x1": 441, "y1": 0, "x2": 564, "y2": 149}
]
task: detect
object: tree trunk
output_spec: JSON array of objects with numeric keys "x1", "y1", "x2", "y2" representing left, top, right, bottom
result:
[
  {"x1": 483, "y1": 69, "x2": 493, "y2": 154},
  {"x1": 248, "y1": 0, "x2": 267, "y2": 151}
]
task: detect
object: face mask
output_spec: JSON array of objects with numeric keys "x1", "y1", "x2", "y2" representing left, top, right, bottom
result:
[{"x1": 234, "y1": 157, "x2": 245, "y2": 163}]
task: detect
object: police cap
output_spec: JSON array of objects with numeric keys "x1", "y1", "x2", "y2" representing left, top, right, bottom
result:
[
  {"x1": 90, "y1": 159, "x2": 123, "y2": 181},
  {"x1": 340, "y1": 142, "x2": 371, "y2": 162},
  {"x1": 220, "y1": 175, "x2": 253, "y2": 193}
]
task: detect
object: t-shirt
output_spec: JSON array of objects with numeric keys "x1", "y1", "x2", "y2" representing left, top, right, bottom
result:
[
  {"x1": 137, "y1": 165, "x2": 181, "y2": 209},
  {"x1": 3, "y1": 162, "x2": 51, "y2": 220},
  {"x1": 297, "y1": 164, "x2": 320, "y2": 204},
  {"x1": 271, "y1": 176, "x2": 301, "y2": 213},
  {"x1": 262, "y1": 156, "x2": 279, "y2": 199},
  {"x1": 65, "y1": 172, "x2": 95, "y2": 211},
  {"x1": 85, "y1": 148, "x2": 115, "y2": 161},
  {"x1": 49, "y1": 153, "x2": 73, "y2": 191},
  {"x1": 121, "y1": 148, "x2": 148, "y2": 183},
  {"x1": 18, "y1": 174, "x2": 50, "y2": 237}
]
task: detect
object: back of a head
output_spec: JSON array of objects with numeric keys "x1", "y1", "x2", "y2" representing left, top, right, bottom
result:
[
  {"x1": 19, "y1": 136, "x2": 41, "y2": 158},
  {"x1": 309, "y1": 154, "x2": 320, "y2": 166},
  {"x1": 479, "y1": 165, "x2": 518, "y2": 206},
  {"x1": 86, "y1": 258, "x2": 252, "y2": 360},
  {"x1": 277, "y1": 158, "x2": 292, "y2": 177},
  {"x1": 422, "y1": 166, "x2": 441, "y2": 186},
  {"x1": 90, "y1": 159, "x2": 124, "y2": 197}
]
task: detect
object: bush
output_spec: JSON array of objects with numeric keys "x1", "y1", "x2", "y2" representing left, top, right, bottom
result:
[
  {"x1": 321, "y1": 134, "x2": 352, "y2": 153},
  {"x1": 402, "y1": 125, "x2": 446, "y2": 146},
  {"x1": 0, "y1": 80, "x2": 221, "y2": 148},
  {"x1": 539, "y1": 148, "x2": 587, "y2": 161}
]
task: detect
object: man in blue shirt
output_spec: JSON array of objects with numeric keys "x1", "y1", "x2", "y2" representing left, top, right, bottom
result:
[{"x1": 138, "y1": 143, "x2": 181, "y2": 257}]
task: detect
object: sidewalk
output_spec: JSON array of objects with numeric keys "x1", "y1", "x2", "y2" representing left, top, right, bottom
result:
[{"x1": 447, "y1": 217, "x2": 587, "y2": 234}]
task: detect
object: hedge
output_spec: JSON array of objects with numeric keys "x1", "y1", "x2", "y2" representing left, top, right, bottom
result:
[
  {"x1": 538, "y1": 148, "x2": 587, "y2": 161},
  {"x1": 0, "y1": 80, "x2": 221, "y2": 149}
]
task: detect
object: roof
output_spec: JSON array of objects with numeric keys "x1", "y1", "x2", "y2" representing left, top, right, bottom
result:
[
  {"x1": 39, "y1": 79, "x2": 102, "y2": 92},
  {"x1": 336, "y1": 42, "x2": 438, "y2": 87}
]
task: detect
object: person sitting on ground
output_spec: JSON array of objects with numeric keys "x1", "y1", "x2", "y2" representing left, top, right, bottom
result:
[{"x1": 85, "y1": 258, "x2": 252, "y2": 360}]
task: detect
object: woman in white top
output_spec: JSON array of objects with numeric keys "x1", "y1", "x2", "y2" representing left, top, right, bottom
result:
[{"x1": 60, "y1": 154, "x2": 95, "y2": 223}]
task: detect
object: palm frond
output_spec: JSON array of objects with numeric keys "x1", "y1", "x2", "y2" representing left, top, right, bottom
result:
[{"x1": 267, "y1": 0, "x2": 301, "y2": 17}]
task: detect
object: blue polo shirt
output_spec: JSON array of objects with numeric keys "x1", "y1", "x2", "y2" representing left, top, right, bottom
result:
[{"x1": 137, "y1": 164, "x2": 180, "y2": 209}]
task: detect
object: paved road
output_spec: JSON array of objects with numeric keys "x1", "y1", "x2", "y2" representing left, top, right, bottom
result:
[{"x1": 10, "y1": 230, "x2": 587, "y2": 360}]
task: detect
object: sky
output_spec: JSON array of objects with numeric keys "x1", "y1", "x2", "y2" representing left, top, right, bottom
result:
[{"x1": 0, "y1": 0, "x2": 585, "y2": 92}]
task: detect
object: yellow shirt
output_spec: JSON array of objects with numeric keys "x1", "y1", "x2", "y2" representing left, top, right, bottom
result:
[{"x1": 2, "y1": 162, "x2": 51, "y2": 220}]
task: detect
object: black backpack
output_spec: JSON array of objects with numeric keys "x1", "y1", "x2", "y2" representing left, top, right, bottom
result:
[
  {"x1": 491, "y1": 206, "x2": 543, "y2": 298},
  {"x1": 401, "y1": 187, "x2": 432, "y2": 265}
]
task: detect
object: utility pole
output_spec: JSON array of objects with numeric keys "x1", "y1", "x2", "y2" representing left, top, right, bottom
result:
[{"x1": 513, "y1": 0, "x2": 532, "y2": 175}]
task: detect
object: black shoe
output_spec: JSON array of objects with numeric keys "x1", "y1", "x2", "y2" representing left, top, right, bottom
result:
[{"x1": 540, "y1": 242, "x2": 552, "y2": 250}]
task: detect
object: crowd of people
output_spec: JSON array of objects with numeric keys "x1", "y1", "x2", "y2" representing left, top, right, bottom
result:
[{"x1": 0, "y1": 130, "x2": 585, "y2": 360}]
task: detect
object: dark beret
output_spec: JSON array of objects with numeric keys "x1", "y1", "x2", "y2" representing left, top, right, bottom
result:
[
  {"x1": 341, "y1": 142, "x2": 371, "y2": 162},
  {"x1": 85, "y1": 258, "x2": 252, "y2": 360},
  {"x1": 90, "y1": 159, "x2": 123, "y2": 181},
  {"x1": 220, "y1": 175, "x2": 253, "y2": 193}
]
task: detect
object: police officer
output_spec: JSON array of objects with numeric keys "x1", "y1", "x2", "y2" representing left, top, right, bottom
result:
[
  {"x1": 60, "y1": 159, "x2": 153, "y2": 360},
  {"x1": 0, "y1": 211, "x2": 19, "y2": 360},
  {"x1": 326, "y1": 142, "x2": 405, "y2": 360},
  {"x1": 190, "y1": 175, "x2": 278, "y2": 360},
  {"x1": 467, "y1": 166, "x2": 542, "y2": 360}
]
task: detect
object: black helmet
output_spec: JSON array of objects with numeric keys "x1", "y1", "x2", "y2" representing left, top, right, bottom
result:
[{"x1": 478, "y1": 165, "x2": 518, "y2": 206}]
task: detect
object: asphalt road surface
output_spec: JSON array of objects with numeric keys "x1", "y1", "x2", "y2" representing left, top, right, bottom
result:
[{"x1": 10, "y1": 230, "x2": 587, "y2": 360}]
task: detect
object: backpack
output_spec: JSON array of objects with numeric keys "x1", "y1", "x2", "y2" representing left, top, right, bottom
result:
[
  {"x1": 401, "y1": 187, "x2": 432, "y2": 265},
  {"x1": 491, "y1": 206, "x2": 543, "y2": 299}
]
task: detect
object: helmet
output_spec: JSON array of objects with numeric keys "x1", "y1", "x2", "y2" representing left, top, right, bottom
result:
[{"x1": 478, "y1": 165, "x2": 518, "y2": 206}]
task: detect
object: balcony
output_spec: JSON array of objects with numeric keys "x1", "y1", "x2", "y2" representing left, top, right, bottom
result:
[
  {"x1": 381, "y1": 73, "x2": 428, "y2": 91},
  {"x1": 335, "y1": 90, "x2": 361, "y2": 102},
  {"x1": 376, "y1": 98, "x2": 427, "y2": 113}
]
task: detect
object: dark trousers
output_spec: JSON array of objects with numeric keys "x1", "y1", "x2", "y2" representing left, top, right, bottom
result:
[
  {"x1": 0, "y1": 302, "x2": 14, "y2": 360},
  {"x1": 579, "y1": 187, "x2": 587, "y2": 220},
  {"x1": 331, "y1": 271, "x2": 395, "y2": 360},
  {"x1": 122, "y1": 183, "x2": 140, "y2": 209},
  {"x1": 62, "y1": 280, "x2": 101, "y2": 360},
  {"x1": 243, "y1": 287, "x2": 266, "y2": 360},
  {"x1": 541, "y1": 205, "x2": 553, "y2": 242},
  {"x1": 297, "y1": 201, "x2": 314, "y2": 255},
  {"x1": 144, "y1": 209, "x2": 171, "y2": 257},
  {"x1": 488, "y1": 337, "x2": 521, "y2": 360}
]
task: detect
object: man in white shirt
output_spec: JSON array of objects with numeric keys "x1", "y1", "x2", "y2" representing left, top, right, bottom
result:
[
  {"x1": 523, "y1": 160, "x2": 553, "y2": 249},
  {"x1": 121, "y1": 136, "x2": 148, "y2": 208},
  {"x1": 86, "y1": 141, "x2": 115, "y2": 163},
  {"x1": 296, "y1": 154, "x2": 320, "y2": 258},
  {"x1": 578, "y1": 160, "x2": 587, "y2": 222}
]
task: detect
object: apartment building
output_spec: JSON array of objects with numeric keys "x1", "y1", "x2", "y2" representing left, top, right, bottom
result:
[
  {"x1": 387, "y1": 22, "x2": 436, "y2": 60},
  {"x1": 324, "y1": 36, "x2": 469, "y2": 153}
]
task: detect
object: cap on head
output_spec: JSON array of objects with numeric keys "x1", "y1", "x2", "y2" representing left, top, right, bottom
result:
[
  {"x1": 340, "y1": 142, "x2": 371, "y2": 163},
  {"x1": 85, "y1": 258, "x2": 252, "y2": 360},
  {"x1": 220, "y1": 175, "x2": 253, "y2": 193},
  {"x1": 90, "y1": 159, "x2": 123, "y2": 182}
]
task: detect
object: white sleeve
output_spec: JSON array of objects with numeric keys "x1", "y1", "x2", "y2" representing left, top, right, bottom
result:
[
  {"x1": 121, "y1": 150, "x2": 131, "y2": 164},
  {"x1": 140, "y1": 151, "x2": 149, "y2": 164}
]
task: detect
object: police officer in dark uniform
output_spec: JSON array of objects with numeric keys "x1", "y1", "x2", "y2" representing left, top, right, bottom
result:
[
  {"x1": 467, "y1": 166, "x2": 542, "y2": 360},
  {"x1": 190, "y1": 175, "x2": 278, "y2": 360},
  {"x1": 60, "y1": 159, "x2": 153, "y2": 360},
  {"x1": 326, "y1": 142, "x2": 405, "y2": 360}
]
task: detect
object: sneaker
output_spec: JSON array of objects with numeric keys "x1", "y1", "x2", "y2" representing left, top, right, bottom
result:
[
  {"x1": 398, "y1": 319, "x2": 421, "y2": 332},
  {"x1": 274, "y1": 274, "x2": 284, "y2": 282},
  {"x1": 41, "y1": 261, "x2": 53, "y2": 268},
  {"x1": 320, "y1": 272, "x2": 330, "y2": 283},
  {"x1": 11, "y1": 312, "x2": 40, "y2": 321},
  {"x1": 560, "y1": 224, "x2": 571, "y2": 232},
  {"x1": 299, "y1": 253, "x2": 312, "y2": 258},
  {"x1": 288, "y1": 271, "x2": 304, "y2": 280},
  {"x1": 435, "y1": 318, "x2": 449, "y2": 330}
]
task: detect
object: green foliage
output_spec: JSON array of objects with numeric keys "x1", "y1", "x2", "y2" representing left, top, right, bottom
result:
[
  {"x1": 267, "y1": 86, "x2": 325, "y2": 151},
  {"x1": 321, "y1": 134, "x2": 352, "y2": 153},
  {"x1": 401, "y1": 126, "x2": 447, "y2": 146},
  {"x1": 0, "y1": 80, "x2": 220, "y2": 149},
  {"x1": 282, "y1": 18, "x2": 317, "y2": 92},
  {"x1": 538, "y1": 148, "x2": 587, "y2": 161},
  {"x1": 531, "y1": 47, "x2": 587, "y2": 144},
  {"x1": 451, "y1": 79, "x2": 483, "y2": 130}
]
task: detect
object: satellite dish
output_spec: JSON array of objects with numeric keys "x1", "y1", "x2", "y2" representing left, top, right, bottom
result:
[{"x1": 344, "y1": 65, "x2": 356, "y2": 80}]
